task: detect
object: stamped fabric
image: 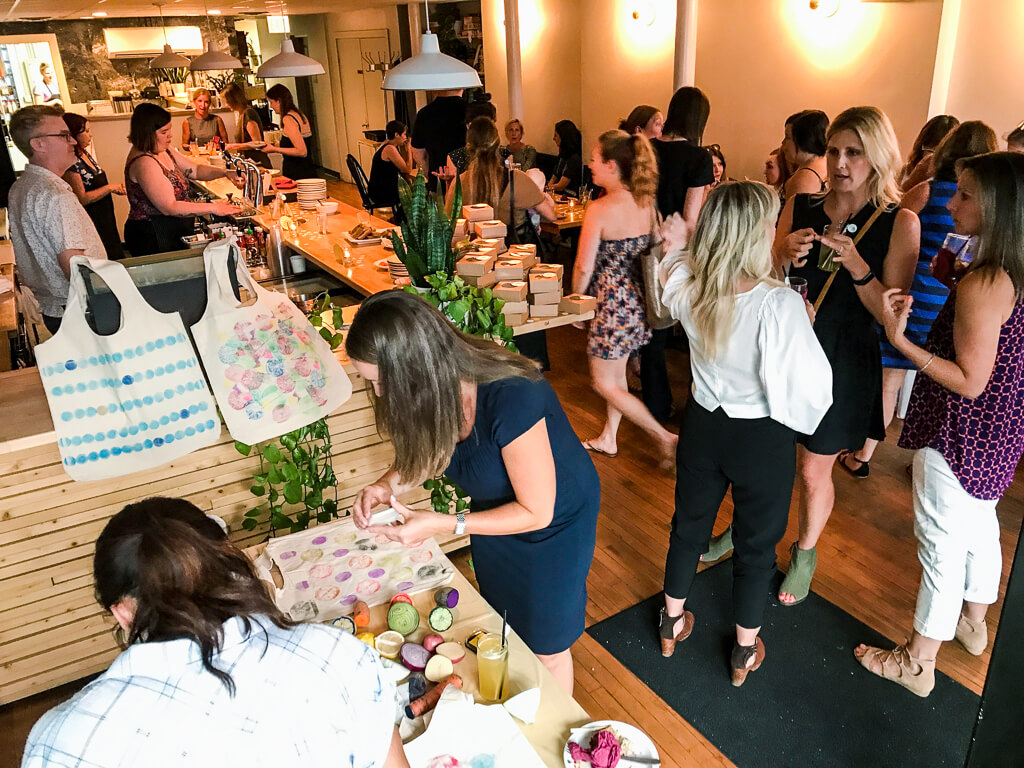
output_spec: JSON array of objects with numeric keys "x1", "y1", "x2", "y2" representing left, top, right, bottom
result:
[{"x1": 587, "y1": 234, "x2": 652, "y2": 360}]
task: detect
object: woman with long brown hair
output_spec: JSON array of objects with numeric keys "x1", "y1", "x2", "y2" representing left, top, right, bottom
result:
[
  {"x1": 265, "y1": 83, "x2": 315, "y2": 179},
  {"x1": 898, "y1": 113, "x2": 959, "y2": 191},
  {"x1": 350, "y1": 290, "x2": 600, "y2": 695},
  {"x1": 857, "y1": 151, "x2": 1024, "y2": 697},
  {"x1": 575, "y1": 129, "x2": 678, "y2": 465},
  {"x1": 221, "y1": 82, "x2": 271, "y2": 166},
  {"x1": 62, "y1": 112, "x2": 125, "y2": 259},
  {"x1": 773, "y1": 106, "x2": 920, "y2": 606},
  {"x1": 22, "y1": 497, "x2": 409, "y2": 766}
]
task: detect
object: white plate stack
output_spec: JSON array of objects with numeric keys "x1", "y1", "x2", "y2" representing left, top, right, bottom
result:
[
  {"x1": 387, "y1": 256, "x2": 409, "y2": 282},
  {"x1": 296, "y1": 178, "x2": 327, "y2": 210}
]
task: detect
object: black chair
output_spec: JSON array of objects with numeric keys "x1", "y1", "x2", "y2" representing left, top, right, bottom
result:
[{"x1": 346, "y1": 154, "x2": 374, "y2": 212}]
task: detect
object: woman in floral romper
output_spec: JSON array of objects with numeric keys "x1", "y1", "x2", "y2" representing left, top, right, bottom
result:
[{"x1": 572, "y1": 129, "x2": 678, "y2": 466}]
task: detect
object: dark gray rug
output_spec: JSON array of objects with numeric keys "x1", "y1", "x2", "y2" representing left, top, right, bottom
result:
[{"x1": 586, "y1": 562, "x2": 979, "y2": 768}]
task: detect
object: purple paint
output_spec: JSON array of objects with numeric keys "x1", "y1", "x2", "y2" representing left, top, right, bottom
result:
[
  {"x1": 368, "y1": 568, "x2": 386, "y2": 578},
  {"x1": 396, "y1": 581, "x2": 414, "y2": 591},
  {"x1": 341, "y1": 594, "x2": 358, "y2": 606},
  {"x1": 333, "y1": 548, "x2": 349, "y2": 557},
  {"x1": 280, "y1": 551, "x2": 297, "y2": 560},
  {"x1": 335, "y1": 571, "x2": 352, "y2": 582},
  {"x1": 297, "y1": 580, "x2": 309, "y2": 590},
  {"x1": 311, "y1": 535, "x2": 327, "y2": 545}
]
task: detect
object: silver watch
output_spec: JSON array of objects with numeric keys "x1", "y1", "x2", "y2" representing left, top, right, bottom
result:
[{"x1": 454, "y1": 511, "x2": 466, "y2": 535}]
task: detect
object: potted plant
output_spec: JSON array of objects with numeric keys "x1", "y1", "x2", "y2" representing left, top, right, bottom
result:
[
  {"x1": 159, "y1": 67, "x2": 189, "y2": 99},
  {"x1": 391, "y1": 170, "x2": 464, "y2": 287}
]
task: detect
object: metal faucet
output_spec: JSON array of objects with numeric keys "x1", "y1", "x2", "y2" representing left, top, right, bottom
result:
[{"x1": 223, "y1": 151, "x2": 263, "y2": 210}]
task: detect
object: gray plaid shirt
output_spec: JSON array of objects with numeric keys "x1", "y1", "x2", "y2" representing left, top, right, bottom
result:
[{"x1": 9, "y1": 164, "x2": 106, "y2": 317}]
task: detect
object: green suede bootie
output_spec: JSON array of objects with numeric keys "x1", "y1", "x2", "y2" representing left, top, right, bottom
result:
[{"x1": 778, "y1": 543, "x2": 817, "y2": 606}]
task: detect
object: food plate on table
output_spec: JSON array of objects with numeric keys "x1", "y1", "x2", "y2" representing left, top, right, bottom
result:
[
  {"x1": 374, "y1": 258, "x2": 390, "y2": 271},
  {"x1": 563, "y1": 720, "x2": 659, "y2": 767}
]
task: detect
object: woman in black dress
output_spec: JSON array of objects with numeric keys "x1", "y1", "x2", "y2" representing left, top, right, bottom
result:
[
  {"x1": 549, "y1": 119, "x2": 582, "y2": 194},
  {"x1": 265, "y1": 84, "x2": 316, "y2": 180},
  {"x1": 348, "y1": 291, "x2": 600, "y2": 694},
  {"x1": 773, "y1": 106, "x2": 919, "y2": 605},
  {"x1": 62, "y1": 113, "x2": 125, "y2": 260}
]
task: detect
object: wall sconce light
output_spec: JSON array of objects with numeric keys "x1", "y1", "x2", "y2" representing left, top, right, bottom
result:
[
  {"x1": 632, "y1": 1, "x2": 656, "y2": 26},
  {"x1": 809, "y1": 0, "x2": 840, "y2": 17}
]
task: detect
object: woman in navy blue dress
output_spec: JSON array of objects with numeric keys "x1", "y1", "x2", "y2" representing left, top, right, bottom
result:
[{"x1": 348, "y1": 290, "x2": 600, "y2": 693}]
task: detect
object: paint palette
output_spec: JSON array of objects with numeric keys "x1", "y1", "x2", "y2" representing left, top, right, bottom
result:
[{"x1": 264, "y1": 515, "x2": 455, "y2": 623}]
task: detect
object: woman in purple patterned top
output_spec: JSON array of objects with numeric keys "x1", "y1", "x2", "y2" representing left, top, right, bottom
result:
[{"x1": 855, "y1": 151, "x2": 1024, "y2": 697}]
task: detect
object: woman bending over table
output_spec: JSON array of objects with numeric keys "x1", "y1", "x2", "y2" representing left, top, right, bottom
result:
[
  {"x1": 855, "y1": 151, "x2": 1024, "y2": 697},
  {"x1": 658, "y1": 181, "x2": 831, "y2": 685},
  {"x1": 350, "y1": 291, "x2": 600, "y2": 695},
  {"x1": 21, "y1": 497, "x2": 409, "y2": 767},
  {"x1": 772, "y1": 106, "x2": 919, "y2": 606},
  {"x1": 574, "y1": 129, "x2": 678, "y2": 466}
]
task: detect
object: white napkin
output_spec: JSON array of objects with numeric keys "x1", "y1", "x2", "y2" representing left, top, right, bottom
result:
[{"x1": 501, "y1": 687, "x2": 541, "y2": 724}]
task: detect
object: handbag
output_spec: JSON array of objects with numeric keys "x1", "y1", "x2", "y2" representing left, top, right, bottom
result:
[
  {"x1": 190, "y1": 238, "x2": 353, "y2": 445},
  {"x1": 641, "y1": 209, "x2": 677, "y2": 330},
  {"x1": 35, "y1": 256, "x2": 221, "y2": 480}
]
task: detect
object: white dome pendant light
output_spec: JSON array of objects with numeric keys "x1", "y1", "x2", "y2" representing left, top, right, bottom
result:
[
  {"x1": 382, "y1": 0, "x2": 481, "y2": 91},
  {"x1": 190, "y1": 40, "x2": 242, "y2": 72},
  {"x1": 149, "y1": 3, "x2": 191, "y2": 70},
  {"x1": 257, "y1": 39, "x2": 325, "y2": 77}
]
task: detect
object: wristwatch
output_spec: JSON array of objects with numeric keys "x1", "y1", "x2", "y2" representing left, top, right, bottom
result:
[
  {"x1": 852, "y1": 270, "x2": 876, "y2": 286},
  {"x1": 454, "y1": 511, "x2": 466, "y2": 536}
]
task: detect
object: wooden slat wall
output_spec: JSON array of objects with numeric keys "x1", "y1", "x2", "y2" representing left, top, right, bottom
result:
[{"x1": 0, "y1": 371, "x2": 437, "y2": 705}]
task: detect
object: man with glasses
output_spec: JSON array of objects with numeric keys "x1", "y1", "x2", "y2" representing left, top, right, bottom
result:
[{"x1": 8, "y1": 105, "x2": 106, "y2": 334}]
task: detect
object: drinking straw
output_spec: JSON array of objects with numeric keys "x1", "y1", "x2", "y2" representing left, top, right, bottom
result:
[{"x1": 501, "y1": 609, "x2": 507, "y2": 649}]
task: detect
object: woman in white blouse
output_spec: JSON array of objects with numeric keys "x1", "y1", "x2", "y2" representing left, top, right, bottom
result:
[{"x1": 656, "y1": 181, "x2": 832, "y2": 686}]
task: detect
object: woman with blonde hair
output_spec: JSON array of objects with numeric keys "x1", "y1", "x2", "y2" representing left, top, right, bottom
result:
[
  {"x1": 770, "y1": 106, "x2": 920, "y2": 606},
  {"x1": 857, "y1": 151, "x2": 1024, "y2": 696},
  {"x1": 504, "y1": 118, "x2": 537, "y2": 171},
  {"x1": 181, "y1": 88, "x2": 228, "y2": 148},
  {"x1": 657, "y1": 181, "x2": 831, "y2": 684},
  {"x1": 574, "y1": 129, "x2": 677, "y2": 465},
  {"x1": 349, "y1": 291, "x2": 601, "y2": 694}
]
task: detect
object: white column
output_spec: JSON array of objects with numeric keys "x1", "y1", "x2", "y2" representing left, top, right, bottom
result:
[
  {"x1": 407, "y1": 2, "x2": 427, "y2": 111},
  {"x1": 504, "y1": 0, "x2": 524, "y2": 120},
  {"x1": 673, "y1": 0, "x2": 698, "y2": 89},
  {"x1": 927, "y1": 0, "x2": 962, "y2": 117}
]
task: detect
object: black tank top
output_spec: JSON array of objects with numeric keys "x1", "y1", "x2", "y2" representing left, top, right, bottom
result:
[{"x1": 368, "y1": 144, "x2": 401, "y2": 207}]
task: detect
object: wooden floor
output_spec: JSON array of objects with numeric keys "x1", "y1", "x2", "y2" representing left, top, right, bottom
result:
[{"x1": 2, "y1": 182, "x2": 1021, "y2": 767}]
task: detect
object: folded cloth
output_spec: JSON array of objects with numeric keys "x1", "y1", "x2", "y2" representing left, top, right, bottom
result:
[{"x1": 568, "y1": 730, "x2": 622, "y2": 768}]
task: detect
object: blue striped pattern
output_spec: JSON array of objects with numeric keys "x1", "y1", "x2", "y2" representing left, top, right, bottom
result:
[{"x1": 880, "y1": 179, "x2": 955, "y2": 368}]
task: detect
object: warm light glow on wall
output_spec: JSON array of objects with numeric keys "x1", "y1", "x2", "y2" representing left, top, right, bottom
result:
[
  {"x1": 614, "y1": 0, "x2": 675, "y2": 64},
  {"x1": 516, "y1": 0, "x2": 545, "y2": 53},
  {"x1": 781, "y1": 0, "x2": 882, "y2": 70}
]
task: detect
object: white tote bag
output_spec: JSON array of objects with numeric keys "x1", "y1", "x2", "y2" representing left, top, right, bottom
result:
[
  {"x1": 36, "y1": 256, "x2": 221, "y2": 481},
  {"x1": 191, "y1": 238, "x2": 352, "y2": 445}
]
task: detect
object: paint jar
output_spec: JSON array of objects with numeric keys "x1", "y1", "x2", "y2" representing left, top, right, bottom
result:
[{"x1": 290, "y1": 254, "x2": 307, "y2": 274}]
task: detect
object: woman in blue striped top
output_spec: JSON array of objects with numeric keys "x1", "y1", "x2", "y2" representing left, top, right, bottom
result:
[{"x1": 839, "y1": 121, "x2": 998, "y2": 477}]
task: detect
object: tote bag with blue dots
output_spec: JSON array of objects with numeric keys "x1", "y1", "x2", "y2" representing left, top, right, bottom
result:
[
  {"x1": 190, "y1": 239, "x2": 352, "y2": 445},
  {"x1": 35, "y1": 256, "x2": 222, "y2": 481}
]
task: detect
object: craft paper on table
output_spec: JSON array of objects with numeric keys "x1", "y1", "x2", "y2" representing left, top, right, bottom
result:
[
  {"x1": 403, "y1": 687, "x2": 546, "y2": 768},
  {"x1": 264, "y1": 515, "x2": 454, "y2": 623}
]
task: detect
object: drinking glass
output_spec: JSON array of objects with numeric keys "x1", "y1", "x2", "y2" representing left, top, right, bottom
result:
[
  {"x1": 817, "y1": 218, "x2": 849, "y2": 273},
  {"x1": 477, "y1": 633, "x2": 509, "y2": 702},
  {"x1": 933, "y1": 233, "x2": 971, "y2": 287},
  {"x1": 788, "y1": 276, "x2": 808, "y2": 299}
]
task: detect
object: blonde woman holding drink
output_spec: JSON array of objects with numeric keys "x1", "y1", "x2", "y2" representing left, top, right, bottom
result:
[
  {"x1": 657, "y1": 181, "x2": 831, "y2": 684},
  {"x1": 771, "y1": 106, "x2": 920, "y2": 606}
]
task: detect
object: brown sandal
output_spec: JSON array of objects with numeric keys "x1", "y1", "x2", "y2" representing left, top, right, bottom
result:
[
  {"x1": 658, "y1": 607, "x2": 694, "y2": 658},
  {"x1": 730, "y1": 637, "x2": 765, "y2": 687}
]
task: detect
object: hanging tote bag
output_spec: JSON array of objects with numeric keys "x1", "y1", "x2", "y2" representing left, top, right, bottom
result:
[
  {"x1": 35, "y1": 256, "x2": 221, "y2": 481},
  {"x1": 191, "y1": 238, "x2": 352, "y2": 445},
  {"x1": 641, "y1": 209, "x2": 677, "y2": 330}
]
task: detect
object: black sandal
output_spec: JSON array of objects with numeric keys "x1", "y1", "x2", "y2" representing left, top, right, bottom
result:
[{"x1": 838, "y1": 450, "x2": 870, "y2": 479}]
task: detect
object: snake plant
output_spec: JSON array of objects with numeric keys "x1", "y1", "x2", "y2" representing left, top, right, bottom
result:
[{"x1": 390, "y1": 170, "x2": 463, "y2": 287}]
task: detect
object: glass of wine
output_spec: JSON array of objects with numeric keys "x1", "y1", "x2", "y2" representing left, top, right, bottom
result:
[{"x1": 788, "y1": 276, "x2": 808, "y2": 299}]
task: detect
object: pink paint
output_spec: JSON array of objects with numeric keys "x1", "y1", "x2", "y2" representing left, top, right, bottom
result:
[
  {"x1": 348, "y1": 554, "x2": 373, "y2": 569},
  {"x1": 314, "y1": 586, "x2": 340, "y2": 601},
  {"x1": 297, "y1": 580, "x2": 309, "y2": 590},
  {"x1": 355, "y1": 579, "x2": 381, "y2": 595},
  {"x1": 309, "y1": 564, "x2": 333, "y2": 579}
]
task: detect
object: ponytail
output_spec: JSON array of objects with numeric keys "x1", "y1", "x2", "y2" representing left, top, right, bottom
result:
[
  {"x1": 94, "y1": 497, "x2": 295, "y2": 695},
  {"x1": 597, "y1": 129, "x2": 659, "y2": 209}
]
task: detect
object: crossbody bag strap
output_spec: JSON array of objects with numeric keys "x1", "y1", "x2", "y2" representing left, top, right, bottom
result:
[{"x1": 812, "y1": 204, "x2": 887, "y2": 313}]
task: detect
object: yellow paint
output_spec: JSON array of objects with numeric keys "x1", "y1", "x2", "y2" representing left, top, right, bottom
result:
[{"x1": 779, "y1": 0, "x2": 883, "y2": 71}]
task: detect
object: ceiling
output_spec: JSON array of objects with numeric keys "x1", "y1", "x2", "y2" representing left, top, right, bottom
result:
[{"x1": 0, "y1": 0, "x2": 398, "y2": 21}]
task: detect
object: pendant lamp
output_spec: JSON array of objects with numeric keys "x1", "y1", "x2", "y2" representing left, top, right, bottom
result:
[
  {"x1": 190, "y1": 40, "x2": 242, "y2": 71},
  {"x1": 256, "y1": 38, "x2": 325, "y2": 77},
  {"x1": 382, "y1": 1, "x2": 481, "y2": 91},
  {"x1": 149, "y1": 4, "x2": 190, "y2": 70}
]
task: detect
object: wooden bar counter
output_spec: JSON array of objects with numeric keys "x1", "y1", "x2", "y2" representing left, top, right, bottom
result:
[{"x1": 0, "y1": 353, "x2": 438, "y2": 705}]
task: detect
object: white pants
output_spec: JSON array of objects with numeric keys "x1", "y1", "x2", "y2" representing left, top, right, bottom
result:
[{"x1": 913, "y1": 447, "x2": 1002, "y2": 641}]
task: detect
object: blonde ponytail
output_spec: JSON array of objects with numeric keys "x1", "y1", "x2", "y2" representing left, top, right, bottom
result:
[{"x1": 597, "y1": 129, "x2": 660, "y2": 209}]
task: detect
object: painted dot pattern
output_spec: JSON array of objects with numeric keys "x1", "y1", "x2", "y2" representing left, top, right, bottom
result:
[
  {"x1": 900, "y1": 298, "x2": 1024, "y2": 500},
  {"x1": 39, "y1": 334, "x2": 188, "y2": 377}
]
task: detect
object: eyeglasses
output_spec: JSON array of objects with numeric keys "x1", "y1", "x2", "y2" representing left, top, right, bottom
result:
[{"x1": 33, "y1": 131, "x2": 74, "y2": 143}]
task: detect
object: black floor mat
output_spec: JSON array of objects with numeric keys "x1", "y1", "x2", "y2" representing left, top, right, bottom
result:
[{"x1": 586, "y1": 562, "x2": 979, "y2": 768}]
